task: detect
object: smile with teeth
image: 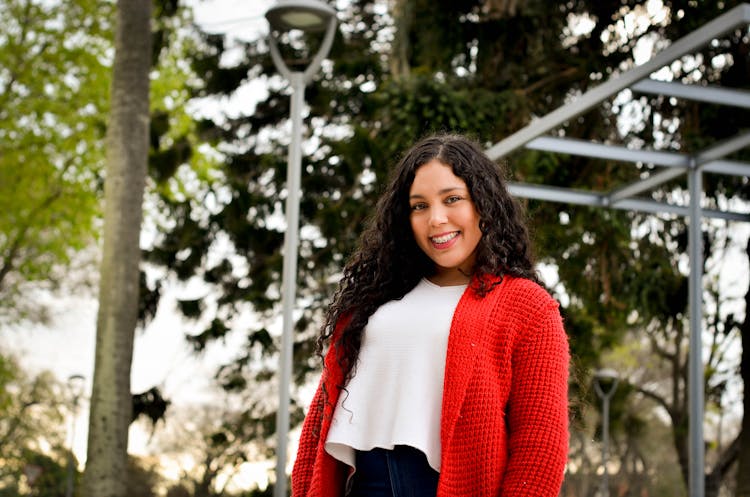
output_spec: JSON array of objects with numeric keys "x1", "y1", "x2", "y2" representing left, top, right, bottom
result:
[{"x1": 430, "y1": 231, "x2": 459, "y2": 245}]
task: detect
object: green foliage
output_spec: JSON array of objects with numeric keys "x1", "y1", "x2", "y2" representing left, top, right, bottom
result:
[
  {"x1": 151, "y1": 404, "x2": 282, "y2": 497},
  {"x1": 0, "y1": 0, "x2": 212, "y2": 326},
  {"x1": 17, "y1": 448, "x2": 70, "y2": 497},
  {"x1": 371, "y1": 76, "x2": 524, "y2": 149},
  {"x1": 0, "y1": 355, "x2": 14, "y2": 412},
  {"x1": 126, "y1": 456, "x2": 163, "y2": 497},
  {"x1": 132, "y1": 386, "x2": 171, "y2": 427},
  {"x1": 0, "y1": 353, "x2": 68, "y2": 494},
  {"x1": 0, "y1": 0, "x2": 113, "y2": 321}
]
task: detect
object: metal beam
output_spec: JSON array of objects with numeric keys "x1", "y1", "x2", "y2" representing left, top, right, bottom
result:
[
  {"x1": 631, "y1": 79, "x2": 750, "y2": 109},
  {"x1": 509, "y1": 182, "x2": 689, "y2": 216},
  {"x1": 608, "y1": 168, "x2": 686, "y2": 204},
  {"x1": 695, "y1": 131, "x2": 750, "y2": 166},
  {"x1": 508, "y1": 182, "x2": 605, "y2": 207},
  {"x1": 605, "y1": 132, "x2": 750, "y2": 202},
  {"x1": 525, "y1": 136, "x2": 688, "y2": 167},
  {"x1": 614, "y1": 199, "x2": 749, "y2": 222},
  {"x1": 701, "y1": 207, "x2": 750, "y2": 222},
  {"x1": 509, "y1": 182, "x2": 750, "y2": 221},
  {"x1": 610, "y1": 197, "x2": 688, "y2": 217},
  {"x1": 702, "y1": 159, "x2": 750, "y2": 176},
  {"x1": 606, "y1": 159, "x2": 750, "y2": 203},
  {"x1": 486, "y1": 3, "x2": 750, "y2": 160},
  {"x1": 524, "y1": 133, "x2": 750, "y2": 200}
]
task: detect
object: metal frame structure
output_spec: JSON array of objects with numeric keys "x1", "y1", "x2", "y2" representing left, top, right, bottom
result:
[{"x1": 485, "y1": 5, "x2": 750, "y2": 497}]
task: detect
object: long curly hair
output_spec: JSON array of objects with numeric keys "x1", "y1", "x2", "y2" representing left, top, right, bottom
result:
[{"x1": 317, "y1": 133, "x2": 539, "y2": 388}]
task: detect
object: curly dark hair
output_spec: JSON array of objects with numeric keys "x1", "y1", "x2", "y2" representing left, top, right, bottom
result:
[{"x1": 316, "y1": 133, "x2": 540, "y2": 387}]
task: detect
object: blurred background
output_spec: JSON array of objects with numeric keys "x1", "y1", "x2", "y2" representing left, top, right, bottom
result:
[{"x1": 0, "y1": 0, "x2": 749, "y2": 496}]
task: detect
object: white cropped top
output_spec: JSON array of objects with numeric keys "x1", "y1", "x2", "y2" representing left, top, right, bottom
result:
[{"x1": 324, "y1": 278, "x2": 467, "y2": 472}]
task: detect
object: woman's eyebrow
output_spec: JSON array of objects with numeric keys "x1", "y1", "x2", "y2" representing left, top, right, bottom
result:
[{"x1": 409, "y1": 186, "x2": 467, "y2": 199}]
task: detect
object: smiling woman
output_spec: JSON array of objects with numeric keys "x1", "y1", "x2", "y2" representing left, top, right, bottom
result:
[
  {"x1": 292, "y1": 133, "x2": 570, "y2": 497},
  {"x1": 408, "y1": 159, "x2": 483, "y2": 286}
]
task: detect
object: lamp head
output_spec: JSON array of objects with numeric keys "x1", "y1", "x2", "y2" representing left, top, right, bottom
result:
[
  {"x1": 67, "y1": 374, "x2": 86, "y2": 399},
  {"x1": 593, "y1": 368, "x2": 619, "y2": 398},
  {"x1": 265, "y1": 0, "x2": 336, "y2": 33}
]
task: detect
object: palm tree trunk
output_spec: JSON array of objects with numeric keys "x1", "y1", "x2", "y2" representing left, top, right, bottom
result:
[{"x1": 82, "y1": 1, "x2": 151, "y2": 496}]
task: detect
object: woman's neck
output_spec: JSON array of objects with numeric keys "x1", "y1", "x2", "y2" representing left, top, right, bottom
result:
[{"x1": 426, "y1": 269, "x2": 471, "y2": 287}]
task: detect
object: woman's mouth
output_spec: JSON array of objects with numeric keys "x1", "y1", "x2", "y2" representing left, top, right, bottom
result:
[{"x1": 430, "y1": 231, "x2": 459, "y2": 248}]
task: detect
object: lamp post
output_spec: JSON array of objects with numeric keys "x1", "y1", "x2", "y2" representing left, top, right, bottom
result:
[
  {"x1": 66, "y1": 374, "x2": 85, "y2": 497},
  {"x1": 264, "y1": 2, "x2": 337, "y2": 496},
  {"x1": 593, "y1": 368, "x2": 619, "y2": 497}
]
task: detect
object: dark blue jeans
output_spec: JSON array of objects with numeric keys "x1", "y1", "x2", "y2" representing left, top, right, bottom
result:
[{"x1": 349, "y1": 445, "x2": 439, "y2": 497}]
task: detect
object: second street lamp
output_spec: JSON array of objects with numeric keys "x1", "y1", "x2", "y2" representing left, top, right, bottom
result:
[
  {"x1": 66, "y1": 374, "x2": 86, "y2": 497},
  {"x1": 265, "y1": 2, "x2": 337, "y2": 496},
  {"x1": 593, "y1": 368, "x2": 619, "y2": 497}
]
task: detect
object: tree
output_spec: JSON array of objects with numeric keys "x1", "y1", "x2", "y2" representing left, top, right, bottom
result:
[
  {"x1": 0, "y1": 353, "x2": 70, "y2": 495},
  {"x1": 555, "y1": 211, "x2": 747, "y2": 496},
  {"x1": 0, "y1": 0, "x2": 112, "y2": 323},
  {"x1": 563, "y1": 367, "x2": 685, "y2": 497},
  {"x1": 150, "y1": 402, "x2": 274, "y2": 497},
  {"x1": 82, "y1": 1, "x2": 152, "y2": 495},
  {"x1": 126, "y1": 456, "x2": 164, "y2": 497},
  {"x1": 738, "y1": 239, "x2": 750, "y2": 497}
]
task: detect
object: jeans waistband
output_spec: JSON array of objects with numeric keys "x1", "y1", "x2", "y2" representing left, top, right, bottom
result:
[{"x1": 349, "y1": 445, "x2": 439, "y2": 497}]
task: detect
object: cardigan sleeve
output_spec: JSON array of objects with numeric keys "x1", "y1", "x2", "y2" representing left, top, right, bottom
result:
[
  {"x1": 502, "y1": 298, "x2": 569, "y2": 497},
  {"x1": 291, "y1": 315, "x2": 350, "y2": 497},
  {"x1": 291, "y1": 373, "x2": 325, "y2": 497}
]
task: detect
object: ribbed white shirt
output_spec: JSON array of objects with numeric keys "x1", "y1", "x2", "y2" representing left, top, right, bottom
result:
[{"x1": 324, "y1": 278, "x2": 467, "y2": 472}]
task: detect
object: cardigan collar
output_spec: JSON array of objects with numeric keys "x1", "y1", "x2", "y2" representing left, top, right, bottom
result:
[{"x1": 440, "y1": 274, "x2": 504, "y2": 449}]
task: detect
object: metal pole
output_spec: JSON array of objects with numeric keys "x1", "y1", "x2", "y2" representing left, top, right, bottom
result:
[
  {"x1": 275, "y1": 71, "x2": 306, "y2": 497},
  {"x1": 66, "y1": 392, "x2": 79, "y2": 497},
  {"x1": 65, "y1": 414, "x2": 75, "y2": 497},
  {"x1": 594, "y1": 372, "x2": 617, "y2": 497},
  {"x1": 688, "y1": 162, "x2": 705, "y2": 497},
  {"x1": 601, "y1": 394, "x2": 610, "y2": 497}
]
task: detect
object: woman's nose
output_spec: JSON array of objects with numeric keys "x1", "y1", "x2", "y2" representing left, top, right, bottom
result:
[{"x1": 429, "y1": 206, "x2": 448, "y2": 226}]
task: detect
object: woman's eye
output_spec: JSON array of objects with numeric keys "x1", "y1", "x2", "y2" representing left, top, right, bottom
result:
[
  {"x1": 445, "y1": 195, "x2": 462, "y2": 204},
  {"x1": 411, "y1": 203, "x2": 427, "y2": 211}
]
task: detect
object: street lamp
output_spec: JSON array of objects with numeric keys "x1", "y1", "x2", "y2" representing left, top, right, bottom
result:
[
  {"x1": 265, "y1": 2, "x2": 337, "y2": 496},
  {"x1": 593, "y1": 368, "x2": 619, "y2": 497},
  {"x1": 66, "y1": 374, "x2": 85, "y2": 497}
]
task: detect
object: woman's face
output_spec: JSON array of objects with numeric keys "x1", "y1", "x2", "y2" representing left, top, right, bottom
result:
[{"x1": 408, "y1": 159, "x2": 482, "y2": 286}]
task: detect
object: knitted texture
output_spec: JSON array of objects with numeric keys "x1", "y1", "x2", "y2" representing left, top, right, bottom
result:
[{"x1": 291, "y1": 276, "x2": 570, "y2": 497}]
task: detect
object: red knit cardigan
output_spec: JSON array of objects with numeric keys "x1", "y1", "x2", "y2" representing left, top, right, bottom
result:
[{"x1": 292, "y1": 275, "x2": 570, "y2": 497}]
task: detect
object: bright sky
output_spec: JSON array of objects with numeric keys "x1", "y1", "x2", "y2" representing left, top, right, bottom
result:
[{"x1": 189, "y1": 0, "x2": 273, "y2": 40}]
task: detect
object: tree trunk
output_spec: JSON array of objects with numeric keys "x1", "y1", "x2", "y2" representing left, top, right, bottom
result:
[
  {"x1": 707, "y1": 434, "x2": 740, "y2": 497},
  {"x1": 81, "y1": 1, "x2": 151, "y2": 496},
  {"x1": 388, "y1": 0, "x2": 413, "y2": 79},
  {"x1": 671, "y1": 410, "x2": 691, "y2": 491},
  {"x1": 736, "y1": 238, "x2": 750, "y2": 497}
]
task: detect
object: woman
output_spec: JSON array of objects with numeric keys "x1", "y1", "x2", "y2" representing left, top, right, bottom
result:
[{"x1": 292, "y1": 133, "x2": 569, "y2": 497}]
